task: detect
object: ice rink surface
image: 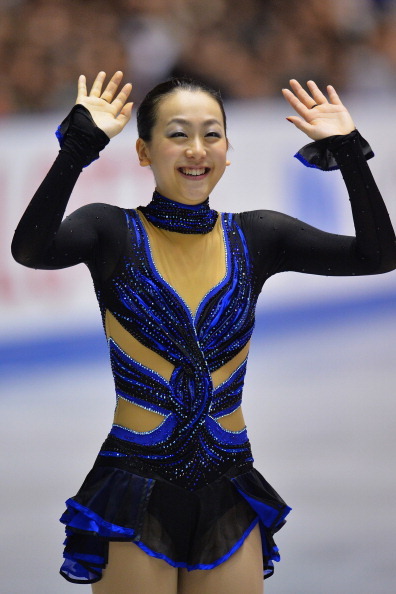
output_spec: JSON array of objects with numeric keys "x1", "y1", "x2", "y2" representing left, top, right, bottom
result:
[{"x1": 1, "y1": 309, "x2": 395, "y2": 594}]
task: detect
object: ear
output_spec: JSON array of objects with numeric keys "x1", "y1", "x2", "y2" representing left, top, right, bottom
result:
[
  {"x1": 226, "y1": 137, "x2": 231, "y2": 165},
  {"x1": 136, "y1": 138, "x2": 151, "y2": 167}
]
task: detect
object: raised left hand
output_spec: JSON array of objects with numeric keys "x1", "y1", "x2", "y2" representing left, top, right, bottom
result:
[{"x1": 282, "y1": 79, "x2": 355, "y2": 140}]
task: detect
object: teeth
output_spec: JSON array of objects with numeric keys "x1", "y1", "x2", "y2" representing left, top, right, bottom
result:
[{"x1": 181, "y1": 168, "x2": 206, "y2": 176}]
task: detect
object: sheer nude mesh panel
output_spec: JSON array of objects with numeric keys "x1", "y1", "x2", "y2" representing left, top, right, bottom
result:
[
  {"x1": 216, "y1": 406, "x2": 246, "y2": 432},
  {"x1": 211, "y1": 341, "x2": 250, "y2": 389},
  {"x1": 106, "y1": 310, "x2": 170, "y2": 431},
  {"x1": 114, "y1": 398, "x2": 167, "y2": 432},
  {"x1": 211, "y1": 341, "x2": 250, "y2": 432},
  {"x1": 105, "y1": 310, "x2": 174, "y2": 381},
  {"x1": 138, "y1": 212, "x2": 226, "y2": 316},
  {"x1": 107, "y1": 214, "x2": 248, "y2": 433}
]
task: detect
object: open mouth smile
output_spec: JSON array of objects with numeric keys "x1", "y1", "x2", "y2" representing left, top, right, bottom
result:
[{"x1": 178, "y1": 167, "x2": 210, "y2": 179}]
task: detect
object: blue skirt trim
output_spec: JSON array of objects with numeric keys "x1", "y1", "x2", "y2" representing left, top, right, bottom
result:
[
  {"x1": 59, "y1": 464, "x2": 291, "y2": 584},
  {"x1": 134, "y1": 517, "x2": 259, "y2": 571}
]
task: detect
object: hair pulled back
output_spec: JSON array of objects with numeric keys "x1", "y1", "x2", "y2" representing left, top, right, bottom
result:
[{"x1": 136, "y1": 78, "x2": 227, "y2": 142}]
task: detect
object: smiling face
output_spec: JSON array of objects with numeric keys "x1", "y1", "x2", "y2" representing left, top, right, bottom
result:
[{"x1": 136, "y1": 89, "x2": 229, "y2": 205}]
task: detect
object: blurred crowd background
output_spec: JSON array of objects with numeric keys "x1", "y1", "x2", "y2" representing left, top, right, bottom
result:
[{"x1": 1, "y1": 0, "x2": 396, "y2": 115}]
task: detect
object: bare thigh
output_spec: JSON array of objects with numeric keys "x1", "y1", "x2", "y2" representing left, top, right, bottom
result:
[
  {"x1": 91, "y1": 541, "x2": 178, "y2": 594},
  {"x1": 177, "y1": 523, "x2": 264, "y2": 594}
]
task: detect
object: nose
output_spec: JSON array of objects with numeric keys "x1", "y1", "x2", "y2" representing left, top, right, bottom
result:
[{"x1": 185, "y1": 137, "x2": 206, "y2": 160}]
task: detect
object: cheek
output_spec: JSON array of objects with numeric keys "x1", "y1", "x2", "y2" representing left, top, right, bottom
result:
[
  {"x1": 215, "y1": 148, "x2": 228, "y2": 169},
  {"x1": 153, "y1": 145, "x2": 180, "y2": 167},
  {"x1": 150, "y1": 149, "x2": 179, "y2": 181}
]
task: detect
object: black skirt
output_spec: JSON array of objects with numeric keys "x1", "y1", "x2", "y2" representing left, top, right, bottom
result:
[{"x1": 59, "y1": 449, "x2": 291, "y2": 584}]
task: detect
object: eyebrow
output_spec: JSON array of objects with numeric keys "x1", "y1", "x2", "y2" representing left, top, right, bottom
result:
[{"x1": 166, "y1": 117, "x2": 222, "y2": 127}]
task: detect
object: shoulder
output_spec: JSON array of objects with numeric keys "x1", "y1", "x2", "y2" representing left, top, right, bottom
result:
[
  {"x1": 66, "y1": 202, "x2": 127, "y2": 227},
  {"x1": 69, "y1": 202, "x2": 124, "y2": 218},
  {"x1": 64, "y1": 203, "x2": 129, "y2": 243},
  {"x1": 231, "y1": 210, "x2": 304, "y2": 256},
  {"x1": 232, "y1": 209, "x2": 295, "y2": 232}
]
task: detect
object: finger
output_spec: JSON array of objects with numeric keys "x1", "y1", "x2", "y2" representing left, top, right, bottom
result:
[
  {"x1": 289, "y1": 79, "x2": 317, "y2": 108},
  {"x1": 75, "y1": 74, "x2": 87, "y2": 104},
  {"x1": 326, "y1": 84, "x2": 343, "y2": 106},
  {"x1": 282, "y1": 87, "x2": 311, "y2": 119},
  {"x1": 89, "y1": 71, "x2": 107, "y2": 97},
  {"x1": 100, "y1": 71, "x2": 124, "y2": 102},
  {"x1": 111, "y1": 83, "x2": 133, "y2": 112},
  {"x1": 306, "y1": 80, "x2": 328, "y2": 104},
  {"x1": 286, "y1": 115, "x2": 314, "y2": 135}
]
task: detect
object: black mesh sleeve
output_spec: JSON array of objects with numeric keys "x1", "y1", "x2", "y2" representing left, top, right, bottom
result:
[
  {"x1": 235, "y1": 130, "x2": 396, "y2": 293},
  {"x1": 11, "y1": 105, "x2": 128, "y2": 282}
]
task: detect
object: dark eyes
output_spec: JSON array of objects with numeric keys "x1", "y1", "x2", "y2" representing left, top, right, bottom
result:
[{"x1": 169, "y1": 131, "x2": 221, "y2": 139}]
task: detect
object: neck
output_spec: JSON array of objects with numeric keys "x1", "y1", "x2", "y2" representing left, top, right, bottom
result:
[{"x1": 138, "y1": 191, "x2": 218, "y2": 234}]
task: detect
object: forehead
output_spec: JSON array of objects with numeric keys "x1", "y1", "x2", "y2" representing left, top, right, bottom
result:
[{"x1": 155, "y1": 89, "x2": 224, "y2": 127}]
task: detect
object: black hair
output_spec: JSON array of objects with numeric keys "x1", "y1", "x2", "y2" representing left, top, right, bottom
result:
[{"x1": 136, "y1": 77, "x2": 227, "y2": 142}]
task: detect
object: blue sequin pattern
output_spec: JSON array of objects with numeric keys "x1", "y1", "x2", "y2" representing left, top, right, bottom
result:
[
  {"x1": 139, "y1": 191, "x2": 218, "y2": 233},
  {"x1": 95, "y1": 210, "x2": 258, "y2": 491}
]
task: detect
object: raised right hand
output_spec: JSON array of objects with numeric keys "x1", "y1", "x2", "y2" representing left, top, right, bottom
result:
[{"x1": 76, "y1": 71, "x2": 133, "y2": 138}]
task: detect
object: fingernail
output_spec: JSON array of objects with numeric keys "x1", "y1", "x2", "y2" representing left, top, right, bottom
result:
[{"x1": 286, "y1": 118, "x2": 293, "y2": 123}]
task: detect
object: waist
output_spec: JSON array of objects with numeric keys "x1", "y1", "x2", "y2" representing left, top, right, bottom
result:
[
  {"x1": 96, "y1": 432, "x2": 254, "y2": 492},
  {"x1": 96, "y1": 426, "x2": 253, "y2": 491},
  {"x1": 113, "y1": 396, "x2": 246, "y2": 435}
]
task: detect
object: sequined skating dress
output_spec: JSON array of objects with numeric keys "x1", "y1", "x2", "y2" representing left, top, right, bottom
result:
[{"x1": 11, "y1": 106, "x2": 396, "y2": 584}]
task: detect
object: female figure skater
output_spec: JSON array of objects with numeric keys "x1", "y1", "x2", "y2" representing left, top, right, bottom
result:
[{"x1": 12, "y1": 71, "x2": 396, "y2": 594}]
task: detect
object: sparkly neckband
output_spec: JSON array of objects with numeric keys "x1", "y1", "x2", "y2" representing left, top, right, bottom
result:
[{"x1": 138, "y1": 191, "x2": 218, "y2": 234}]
